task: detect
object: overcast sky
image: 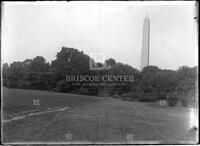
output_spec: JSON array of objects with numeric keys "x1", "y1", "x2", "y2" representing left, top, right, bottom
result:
[{"x1": 2, "y1": 1, "x2": 197, "y2": 70}]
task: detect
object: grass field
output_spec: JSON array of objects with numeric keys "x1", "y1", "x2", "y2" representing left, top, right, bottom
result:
[
  {"x1": 2, "y1": 88, "x2": 197, "y2": 144},
  {"x1": 3, "y1": 88, "x2": 103, "y2": 119}
]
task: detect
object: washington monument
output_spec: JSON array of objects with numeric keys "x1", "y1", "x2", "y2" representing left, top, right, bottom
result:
[{"x1": 140, "y1": 14, "x2": 150, "y2": 70}]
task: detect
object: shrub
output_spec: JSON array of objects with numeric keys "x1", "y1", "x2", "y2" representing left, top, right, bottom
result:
[
  {"x1": 168, "y1": 98, "x2": 178, "y2": 107},
  {"x1": 70, "y1": 90, "x2": 77, "y2": 94},
  {"x1": 56, "y1": 80, "x2": 68, "y2": 92},
  {"x1": 7, "y1": 82, "x2": 18, "y2": 88},
  {"x1": 51, "y1": 87, "x2": 60, "y2": 92},
  {"x1": 166, "y1": 92, "x2": 179, "y2": 107},
  {"x1": 17, "y1": 81, "x2": 31, "y2": 89},
  {"x1": 112, "y1": 94, "x2": 121, "y2": 99},
  {"x1": 3, "y1": 80, "x2": 7, "y2": 86},
  {"x1": 121, "y1": 92, "x2": 138, "y2": 101},
  {"x1": 86, "y1": 87, "x2": 98, "y2": 96},
  {"x1": 77, "y1": 87, "x2": 89, "y2": 95},
  {"x1": 180, "y1": 98, "x2": 188, "y2": 107},
  {"x1": 138, "y1": 93, "x2": 157, "y2": 102},
  {"x1": 31, "y1": 81, "x2": 47, "y2": 90}
]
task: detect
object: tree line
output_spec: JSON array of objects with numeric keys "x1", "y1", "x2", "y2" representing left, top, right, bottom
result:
[{"x1": 2, "y1": 47, "x2": 198, "y2": 107}]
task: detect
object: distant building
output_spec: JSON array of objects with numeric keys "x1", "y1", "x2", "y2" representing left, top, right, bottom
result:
[{"x1": 141, "y1": 14, "x2": 150, "y2": 70}]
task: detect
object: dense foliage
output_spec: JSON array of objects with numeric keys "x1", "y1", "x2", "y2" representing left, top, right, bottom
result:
[{"x1": 2, "y1": 47, "x2": 198, "y2": 107}]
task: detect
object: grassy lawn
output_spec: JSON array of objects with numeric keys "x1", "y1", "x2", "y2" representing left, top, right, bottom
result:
[
  {"x1": 3, "y1": 87, "x2": 103, "y2": 119},
  {"x1": 2, "y1": 88, "x2": 197, "y2": 144}
]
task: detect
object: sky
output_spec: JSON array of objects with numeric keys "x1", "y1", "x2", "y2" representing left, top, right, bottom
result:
[{"x1": 2, "y1": 1, "x2": 198, "y2": 70}]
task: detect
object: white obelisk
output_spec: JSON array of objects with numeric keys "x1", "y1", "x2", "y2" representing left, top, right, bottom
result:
[{"x1": 140, "y1": 14, "x2": 150, "y2": 70}]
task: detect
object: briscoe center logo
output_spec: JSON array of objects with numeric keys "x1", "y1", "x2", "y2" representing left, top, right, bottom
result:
[
  {"x1": 89, "y1": 53, "x2": 111, "y2": 71},
  {"x1": 66, "y1": 75, "x2": 134, "y2": 82}
]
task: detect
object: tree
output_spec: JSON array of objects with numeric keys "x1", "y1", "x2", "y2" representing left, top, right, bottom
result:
[
  {"x1": 142, "y1": 65, "x2": 160, "y2": 73},
  {"x1": 29, "y1": 56, "x2": 48, "y2": 72},
  {"x1": 7, "y1": 62, "x2": 23, "y2": 86},
  {"x1": 136, "y1": 66, "x2": 178, "y2": 101},
  {"x1": 105, "y1": 62, "x2": 138, "y2": 95},
  {"x1": 2, "y1": 63, "x2": 9, "y2": 86},
  {"x1": 167, "y1": 66, "x2": 197, "y2": 107},
  {"x1": 105, "y1": 58, "x2": 116, "y2": 67},
  {"x1": 3, "y1": 46, "x2": 198, "y2": 102},
  {"x1": 136, "y1": 66, "x2": 159, "y2": 96},
  {"x1": 50, "y1": 47, "x2": 89, "y2": 80}
]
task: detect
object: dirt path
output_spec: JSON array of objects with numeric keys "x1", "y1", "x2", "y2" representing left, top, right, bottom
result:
[{"x1": 3, "y1": 107, "x2": 68, "y2": 123}]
